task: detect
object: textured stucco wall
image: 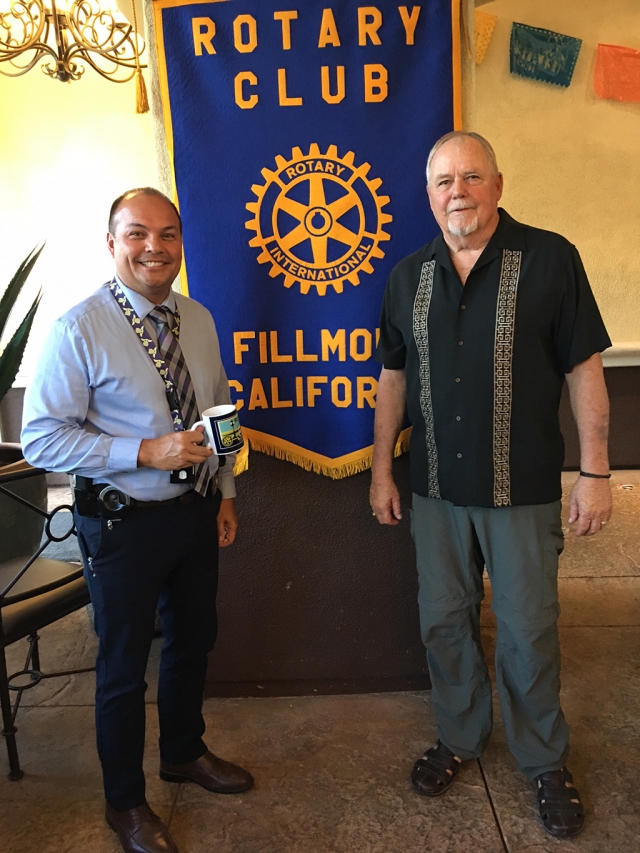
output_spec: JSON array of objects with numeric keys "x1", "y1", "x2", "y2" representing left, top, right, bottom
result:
[{"x1": 470, "y1": 0, "x2": 640, "y2": 343}]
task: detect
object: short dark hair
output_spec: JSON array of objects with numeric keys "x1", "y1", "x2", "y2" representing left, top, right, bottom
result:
[{"x1": 108, "y1": 187, "x2": 183, "y2": 234}]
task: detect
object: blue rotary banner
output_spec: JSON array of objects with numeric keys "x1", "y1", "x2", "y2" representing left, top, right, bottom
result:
[{"x1": 155, "y1": 0, "x2": 460, "y2": 477}]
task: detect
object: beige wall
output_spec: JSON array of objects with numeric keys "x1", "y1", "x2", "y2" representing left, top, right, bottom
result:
[
  {"x1": 0, "y1": 64, "x2": 157, "y2": 386},
  {"x1": 471, "y1": 0, "x2": 640, "y2": 342}
]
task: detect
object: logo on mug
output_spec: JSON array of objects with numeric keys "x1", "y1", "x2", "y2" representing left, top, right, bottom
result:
[
  {"x1": 193, "y1": 405, "x2": 244, "y2": 455},
  {"x1": 216, "y1": 413, "x2": 243, "y2": 449}
]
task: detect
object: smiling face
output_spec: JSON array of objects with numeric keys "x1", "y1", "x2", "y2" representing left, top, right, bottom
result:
[
  {"x1": 107, "y1": 192, "x2": 183, "y2": 303},
  {"x1": 427, "y1": 137, "x2": 503, "y2": 247}
]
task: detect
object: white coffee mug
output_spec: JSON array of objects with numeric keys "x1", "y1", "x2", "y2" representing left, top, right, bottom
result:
[{"x1": 192, "y1": 404, "x2": 244, "y2": 455}]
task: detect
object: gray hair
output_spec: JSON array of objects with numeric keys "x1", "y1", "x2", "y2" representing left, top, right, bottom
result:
[{"x1": 426, "y1": 132, "x2": 499, "y2": 185}]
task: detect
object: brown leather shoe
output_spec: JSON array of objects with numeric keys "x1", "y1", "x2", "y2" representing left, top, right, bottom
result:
[
  {"x1": 105, "y1": 802, "x2": 178, "y2": 853},
  {"x1": 160, "y1": 748, "x2": 254, "y2": 793}
]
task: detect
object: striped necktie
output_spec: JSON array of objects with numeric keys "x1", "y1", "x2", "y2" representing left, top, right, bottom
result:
[{"x1": 148, "y1": 306, "x2": 211, "y2": 496}]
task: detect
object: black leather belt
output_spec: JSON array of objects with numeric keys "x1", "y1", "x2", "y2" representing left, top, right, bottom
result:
[
  {"x1": 73, "y1": 475, "x2": 217, "y2": 519},
  {"x1": 136, "y1": 491, "x2": 198, "y2": 509}
]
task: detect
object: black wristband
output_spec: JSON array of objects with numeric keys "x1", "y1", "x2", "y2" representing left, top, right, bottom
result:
[{"x1": 579, "y1": 470, "x2": 611, "y2": 479}]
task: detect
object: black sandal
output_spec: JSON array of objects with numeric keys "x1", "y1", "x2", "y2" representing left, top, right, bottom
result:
[
  {"x1": 411, "y1": 741, "x2": 463, "y2": 797},
  {"x1": 535, "y1": 767, "x2": 585, "y2": 838}
]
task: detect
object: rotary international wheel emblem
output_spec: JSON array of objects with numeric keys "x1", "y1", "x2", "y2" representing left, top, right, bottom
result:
[{"x1": 245, "y1": 144, "x2": 392, "y2": 295}]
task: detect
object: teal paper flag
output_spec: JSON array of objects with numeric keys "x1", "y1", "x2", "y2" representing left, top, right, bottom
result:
[{"x1": 510, "y1": 22, "x2": 582, "y2": 88}]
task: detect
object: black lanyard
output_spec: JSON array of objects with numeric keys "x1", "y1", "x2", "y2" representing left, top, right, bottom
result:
[{"x1": 109, "y1": 279, "x2": 186, "y2": 431}]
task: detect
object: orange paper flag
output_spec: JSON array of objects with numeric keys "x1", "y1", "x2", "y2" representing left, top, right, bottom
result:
[
  {"x1": 594, "y1": 43, "x2": 640, "y2": 104},
  {"x1": 475, "y1": 9, "x2": 498, "y2": 65}
]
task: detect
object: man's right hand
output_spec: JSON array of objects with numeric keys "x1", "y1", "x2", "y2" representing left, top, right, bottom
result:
[
  {"x1": 370, "y1": 476, "x2": 403, "y2": 525},
  {"x1": 138, "y1": 426, "x2": 213, "y2": 471}
]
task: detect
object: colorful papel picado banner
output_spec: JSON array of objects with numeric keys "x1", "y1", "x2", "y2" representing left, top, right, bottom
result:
[
  {"x1": 594, "y1": 43, "x2": 640, "y2": 104},
  {"x1": 154, "y1": 0, "x2": 461, "y2": 477},
  {"x1": 510, "y1": 22, "x2": 582, "y2": 89}
]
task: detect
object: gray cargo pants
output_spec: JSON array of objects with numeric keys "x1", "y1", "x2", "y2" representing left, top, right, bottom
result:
[{"x1": 411, "y1": 494, "x2": 569, "y2": 780}]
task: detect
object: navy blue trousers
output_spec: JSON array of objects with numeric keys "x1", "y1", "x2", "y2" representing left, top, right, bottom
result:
[{"x1": 75, "y1": 490, "x2": 221, "y2": 810}]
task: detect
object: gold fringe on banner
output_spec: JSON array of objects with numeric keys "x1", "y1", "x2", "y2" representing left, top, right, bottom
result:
[
  {"x1": 235, "y1": 427, "x2": 412, "y2": 479},
  {"x1": 475, "y1": 9, "x2": 498, "y2": 65},
  {"x1": 232, "y1": 441, "x2": 250, "y2": 476},
  {"x1": 395, "y1": 428, "x2": 412, "y2": 455}
]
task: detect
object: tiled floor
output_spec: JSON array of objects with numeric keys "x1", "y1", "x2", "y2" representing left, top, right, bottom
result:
[{"x1": 1, "y1": 473, "x2": 639, "y2": 852}]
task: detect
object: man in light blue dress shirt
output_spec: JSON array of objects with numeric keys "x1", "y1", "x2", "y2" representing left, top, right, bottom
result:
[{"x1": 22, "y1": 189, "x2": 253, "y2": 853}]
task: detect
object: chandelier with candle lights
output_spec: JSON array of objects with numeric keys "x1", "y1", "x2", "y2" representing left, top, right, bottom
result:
[{"x1": 0, "y1": 0, "x2": 145, "y2": 85}]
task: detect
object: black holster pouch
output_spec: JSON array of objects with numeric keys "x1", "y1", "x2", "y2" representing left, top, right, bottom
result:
[{"x1": 73, "y1": 476, "x2": 134, "y2": 519}]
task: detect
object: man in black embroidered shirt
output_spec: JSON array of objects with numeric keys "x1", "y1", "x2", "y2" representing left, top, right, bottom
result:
[{"x1": 370, "y1": 132, "x2": 612, "y2": 839}]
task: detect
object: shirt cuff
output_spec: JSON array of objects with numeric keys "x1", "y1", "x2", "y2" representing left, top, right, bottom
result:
[
  {"x1": 217, "y1": 462, "x2": 236, "y2": 499},
  {"x1": 108, "y1": 437, "x2": 143, "y2": 473},
  {"x1": 374, "y1": 349, "x2": 406, "y2": 369}
]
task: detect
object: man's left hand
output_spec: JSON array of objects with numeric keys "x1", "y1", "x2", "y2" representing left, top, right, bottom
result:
[
  {"x1": 568, "y1": 477, "x2": 612, "y2": 536},
  {"x1": 217, "y1": 497, "x2": 238, "y2": 547}
]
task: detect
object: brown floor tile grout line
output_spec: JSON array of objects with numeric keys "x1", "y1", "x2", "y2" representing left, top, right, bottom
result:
[
  {"x1": 477, "y1": 758, "x2": 511, "y2": 853},
  {"x1": 484, "y1": 625, "x2": 640, "y2": 630},
  {"x1": 559, "y1": 624, "x2": 640, "y2": 629},
  {"x1": 166, "y1": 782, "x2": 181, "y2": 829},
  {"x1": 15, "y1": 703, "x2": 157, "y2": 708},
  {"x1": 557, "y1": 575, "x2": 640, "y2": 579}
]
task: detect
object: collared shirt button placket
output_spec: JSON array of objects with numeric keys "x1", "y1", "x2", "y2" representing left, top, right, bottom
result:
[{"x1": 454, "y1": 296, "x2": 469, "y2": 462}]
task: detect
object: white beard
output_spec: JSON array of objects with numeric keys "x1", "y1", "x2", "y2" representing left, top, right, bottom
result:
[{"x1": 448, "y1": 211, "x2": 479, "y2": 237}]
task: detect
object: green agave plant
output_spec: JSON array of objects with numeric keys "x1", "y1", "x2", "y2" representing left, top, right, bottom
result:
[{"x1": 0, "y1": 245, "x2": 44, "y2": 404}]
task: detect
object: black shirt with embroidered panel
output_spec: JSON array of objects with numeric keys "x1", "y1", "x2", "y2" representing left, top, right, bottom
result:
[{"x1": 375, "y1": 209, "x2": 611, "y2": 508}]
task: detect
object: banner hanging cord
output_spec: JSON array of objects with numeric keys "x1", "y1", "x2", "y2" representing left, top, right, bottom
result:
[
  {"x1": 131, "y1": 0, "x2": 150, "y2": 114},
  {"x1": 461, "y1": 1, "x2": 473, "y2": 61}
]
